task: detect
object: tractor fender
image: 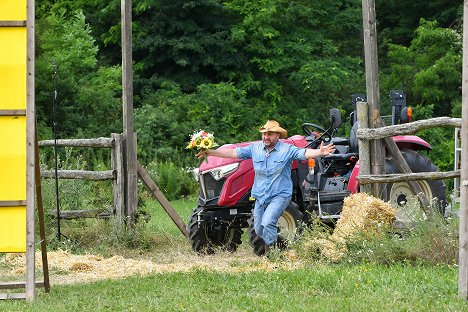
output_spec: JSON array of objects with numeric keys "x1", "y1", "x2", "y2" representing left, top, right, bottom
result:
[
  {"x1": 347, "y1": 135, "x2": 432, "y2": 193},
  {"x1": 392, "y1": 135, "x2": 432, "y2": 151},
  {"x1": 348, "y1": 161, "x2": 360, "y2": 194}
]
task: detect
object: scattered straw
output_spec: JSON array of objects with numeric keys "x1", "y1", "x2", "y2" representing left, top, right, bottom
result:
[{"x1": 0, "y1": 246, "x2": 304, "y2": 285}]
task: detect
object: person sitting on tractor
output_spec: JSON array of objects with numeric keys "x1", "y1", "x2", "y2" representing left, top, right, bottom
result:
[{"x1": 197, "y1": 120, "x2": 335, "y2": 251}]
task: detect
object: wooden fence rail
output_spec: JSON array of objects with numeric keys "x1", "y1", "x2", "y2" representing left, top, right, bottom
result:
[
  {"x1": 38, "y1": 137, "x2": 114, "y2": 148},
  {"x1": 41, "y1": 170, "x2": 115, "y2": 180},
  {"x1": 357, "y1": 117, "x2": 462, "y2": 140},
  {"x1": 356, "y1": 106, "x2": 461, "y2": 187}
]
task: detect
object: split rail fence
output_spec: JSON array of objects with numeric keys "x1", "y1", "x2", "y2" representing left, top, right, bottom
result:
[
  {"x1": 355, "y1": 101, "x2": 462, "y2": 212},
  {"x1": 38, "y1": 133, "x2": 125, "y2": 222},
  {"x1": 38, "y1": 134, "x2": 188, "y2": 237}
]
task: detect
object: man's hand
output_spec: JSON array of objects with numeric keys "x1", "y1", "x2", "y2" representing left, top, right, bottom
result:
[
  {"x1": 320, "y1": 142, "x2": 335, "y2": 156},
  {"x1": 196, "y1": 149, "x2": 208, "y2": 160}
]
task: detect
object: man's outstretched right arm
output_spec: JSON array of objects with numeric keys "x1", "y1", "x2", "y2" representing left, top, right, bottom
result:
[{"x1": 197, "y1": 148, "x2": 238, "y2": 160}]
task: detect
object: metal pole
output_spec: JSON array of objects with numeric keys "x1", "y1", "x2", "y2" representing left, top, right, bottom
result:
[{"x1": 52, "y1": 61, "x2": 62, "y2": 239}]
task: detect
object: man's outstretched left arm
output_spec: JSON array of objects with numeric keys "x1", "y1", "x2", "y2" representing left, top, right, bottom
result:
[{"x1": 304, "y1": 142, "x2": 335, "y2": 159}]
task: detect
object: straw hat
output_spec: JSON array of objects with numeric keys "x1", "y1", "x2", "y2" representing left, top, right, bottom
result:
[{"x1": 259, "y1": 120, "x2": 288, "y2": 139}]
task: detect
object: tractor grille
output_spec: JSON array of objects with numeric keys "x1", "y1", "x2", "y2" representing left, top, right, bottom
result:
[{"x1": 199, "y1": 173, "x2": 225, "y2": 201}]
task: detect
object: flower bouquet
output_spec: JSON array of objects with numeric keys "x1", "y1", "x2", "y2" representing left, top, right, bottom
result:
[{"x1": 186, "y1": 130, "x2": 218, "y2": 163}]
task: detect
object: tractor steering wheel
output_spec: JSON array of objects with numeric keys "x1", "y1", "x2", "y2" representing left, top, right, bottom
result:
[{"x1": 302, "y1": 123, "x2": 332, "y2": 143}]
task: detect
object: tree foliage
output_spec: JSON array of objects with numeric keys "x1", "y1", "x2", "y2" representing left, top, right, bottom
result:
[{"x1": 33, "y1": 0, "x2": 462, "y2": 179}]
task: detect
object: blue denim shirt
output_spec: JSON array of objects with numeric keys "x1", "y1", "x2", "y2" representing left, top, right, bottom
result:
[{"x1": 236, "y1": 141, "x2": 307, "y2": 204}]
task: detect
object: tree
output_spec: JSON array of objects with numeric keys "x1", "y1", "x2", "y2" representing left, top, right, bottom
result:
[
  {"x1": 382, "y1": 19, "x2": 461, "y2": 118},
  {"x1": 36, "y1": 9, "x2": 122, "y2": 139}
]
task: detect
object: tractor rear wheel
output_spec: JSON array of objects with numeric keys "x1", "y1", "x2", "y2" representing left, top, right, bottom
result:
[
  {"x1": 187, "y1": 208, "x2": 243, "y2": 254},
  {"x1": 385, "y1": 149, "x2": 447, "y2": 222},
  {"x1": 247, "y1": 202, "x2": 303, "y2": 256}
]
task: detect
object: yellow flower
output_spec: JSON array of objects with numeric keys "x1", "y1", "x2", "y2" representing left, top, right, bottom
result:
[{"x1": 200, "y1": 137, "x2": 213, "y2": 149}]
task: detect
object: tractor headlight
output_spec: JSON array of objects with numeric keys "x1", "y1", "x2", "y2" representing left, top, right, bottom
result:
[
  {"x1": 192, "y1": 167, "x2": 200, "y2": 182},
  {"x1": 206, "y1": 163, "x2": 239, "y2": 181}
]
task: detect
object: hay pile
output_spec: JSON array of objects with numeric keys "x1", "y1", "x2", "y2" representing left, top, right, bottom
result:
[{"x1": 306, "y1": 193, "x2": 396, "y2": 261}]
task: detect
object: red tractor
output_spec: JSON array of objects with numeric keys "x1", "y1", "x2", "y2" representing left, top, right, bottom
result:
[{"x1": 187, "y1": 91, "x2": 446, "y2": 255}]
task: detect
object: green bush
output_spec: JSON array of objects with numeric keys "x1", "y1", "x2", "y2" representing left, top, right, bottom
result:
[{"x1": 145, "y1": 161, "x2": 198, "y2": 201}]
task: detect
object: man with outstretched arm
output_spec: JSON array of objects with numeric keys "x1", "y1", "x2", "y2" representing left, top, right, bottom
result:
[{"x1": 197, "y1": 120, "x2": 335, "y2": 253}]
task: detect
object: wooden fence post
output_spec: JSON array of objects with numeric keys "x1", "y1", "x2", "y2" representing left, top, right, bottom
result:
[
  {"x1": 111, "y1": 133, "x2": 125, "y2": 224},
  {"x1": 356, "y1": 101, "x2": 372, "y2": 194},
  {"x1": 458, "y1": 0, "x2": 468, "y2": 299},
  {"x1": 121, "y1": 0, "x2": 138, "y2": 229},
  {"x1": 362, "y1": 0, "x2": 385, "y2": 198}
]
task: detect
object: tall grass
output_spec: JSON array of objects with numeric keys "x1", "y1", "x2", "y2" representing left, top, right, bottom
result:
[{"x1": 292, "y1": 208, "x2": 459, "y2": 266}]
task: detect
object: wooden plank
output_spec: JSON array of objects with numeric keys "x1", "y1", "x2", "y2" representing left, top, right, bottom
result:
[
  {"x1": 0, "y1": 109, "x2": 26, "y2": 116},
  {"x1": 34, "y1": 127, "x2": 50, "y2": 293},
  {"x1": 358, "y1": 170, "x2": 461, "y2": 184},
  {"x1": 459, "y1": 0, "x2": 468, "y2": 299},
  {"x1": 137, "y1": 162, "x2": 189, "y2": 237},
  {"x1": 26, "y1": 0, "x2": 36, "y2": 301},
  {"x1": 52, "y1": 209, "x2": 112, "y2": 219},
  {"x1": 38, "y1": 137, "x2": 114, "y2": 148},
  {"x1": 356, "y1": 102, "x2": 372, "y2": 194},
  {"x1": 0, "y1": 200, "x2": 26, "y2": 207},
  {"x1": 362, "y1": 0, "x2": 385, "y2": 197},
  {"x1": 0, "y1": 20, "x2": 27, "y2": 27},
  {"x1": 41, "y1": 170, "x2": 114, "y2": 180},
  {"x1": 357, "y1": 117, "x2": 462, "y2": 140},
  {"x1": 0, "y1": 293, "x2": 27, "y2": 300},
  {"x1": 0, "y1": 281, "x2": 44, "y2": 289},
  {"x1": 122, "y1": 0, "x2": 138, "y2": 229},
  {"x1": 111, "y1": 133, "x2": 125, "y2": 224}
]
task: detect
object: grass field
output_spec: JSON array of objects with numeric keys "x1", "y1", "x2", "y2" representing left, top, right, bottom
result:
[
  {"x1": 1, "y1": 197, "x2": 468, "y2": 311},
  {"x1": 2, "y1": 264, "x2": 467, "y2": 311}
]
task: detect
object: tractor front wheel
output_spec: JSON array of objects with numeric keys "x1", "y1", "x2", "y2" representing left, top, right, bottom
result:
[{"x1": 187, "y1": 208, "x2": 243, "y2": 254}]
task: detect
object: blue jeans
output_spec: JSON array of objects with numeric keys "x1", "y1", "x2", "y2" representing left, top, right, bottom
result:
[{"x1": 253, "y1": 196, "x2": 291, "y2": 246}]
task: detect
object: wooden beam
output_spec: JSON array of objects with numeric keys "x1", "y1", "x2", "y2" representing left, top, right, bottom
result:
[
  {"x1": 356, "y1": 102, "x2": 372, "y2": 194},
  {"x1": 0, "y1": 20, "x2": 26, "y2": 27},
  {"x1": 0, "y1": 281, "x2": 44, "y2": 289},
  {"x1": 0, "y1": 109, "x2": 26, "y2": 116},
  {"x1": 35, "y1": 127, "x2": 50, "y2": 293},
  {"x1": 111, "y1": 134, "x2": 125, "y2": 224},
  {"x1": 0, "y1": 293, "x2": 27, "y2": 300},
  {"x1": 0, "y1": 200, "x2": 26, "y2": 207},
  {"x1": 41, "y1": 170, "x2": 114, "y2": 180},
  {"x1": 121, "y1": 0, "x2": 137, "y2": 228},
  {"x1": 52, "y1": 209, "x2": 112, "y2": 219},
  {"x1": 358, "y1": 170, "x2": 460, "y2": 184},
  {"x1": 137, "y1": 162, "x2": 189, "y2": 238},
  {"x1": 38, "y1": 137, "x2": 114, "y2": 148},
  {"x1": 361, "y1": 0, "x2": 385, "y2": 197},
  {"x1": 357, "y1": 117, "x2": 462, "y2": 140},
  {"x1": 26, "y1": 0, "x2": 36, "y2": 301},
  {"x1": 459, "y1": 0, "x2": 468, "y2": 299}
]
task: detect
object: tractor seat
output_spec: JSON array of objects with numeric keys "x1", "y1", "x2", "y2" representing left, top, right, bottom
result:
[{"x1": 331, "y1": 138, "x2": 350, "y2": 146}]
